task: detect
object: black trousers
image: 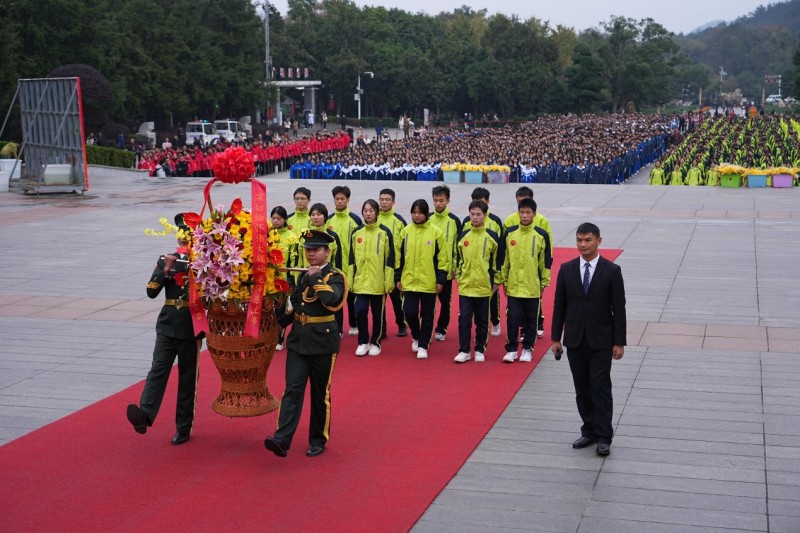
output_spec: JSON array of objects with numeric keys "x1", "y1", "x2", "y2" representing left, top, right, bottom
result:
[
  {"x1": 381, "y1": 287, "x2": 406, "y2": 334},
  {"x1": 139, "y1": 334, "x2": 199, "y2": 435},
  {"x1": 489, "y1": 290, "x2": 500, "y2": 326},
  {"x1": 566, "y1": 337, "x2": 614, "y2": 444},
  {"x1": 505, "y1": 296, "x2": 539, "y2": 352},
  {"x1": 402, "y1": 291, "x2": 436, "y2": 349},
  {"x1": 346, "y1": 292, "x2": 357, "y2": 328},
  {"x1": 458, "y1": 295, "x2": 489, "y2": 354},
  {"x1": 435, "y1": 279, "x2": 453, "y2": 335},
  {"x1": 355, "y1": 293, "x2": 385, "y2": 346},
  {"x1": 274, "y1": 348, "x2": 337, "y2": 448}
]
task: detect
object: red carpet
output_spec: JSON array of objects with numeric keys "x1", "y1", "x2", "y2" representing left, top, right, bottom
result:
[{"x1": 1, "y1": 248, "x2": 620, "y2": 531}]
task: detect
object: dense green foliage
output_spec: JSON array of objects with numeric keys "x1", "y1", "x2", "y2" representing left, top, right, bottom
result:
[
  {"x1": 86, "y1": 145, "x2": 136, "y2": 168},
  {"x1": 1, "y1": 0, "x2": 797, "y2": 130}
]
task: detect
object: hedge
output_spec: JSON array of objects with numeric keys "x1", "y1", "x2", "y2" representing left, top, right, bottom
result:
[{"x1": 86, "y1": 145, "x2": 135, "y2": 168}]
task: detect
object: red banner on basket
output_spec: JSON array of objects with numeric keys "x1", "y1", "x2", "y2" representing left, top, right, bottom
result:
[
  {"x1": 189, "y1": 267, "x2": 209, "y2": 335},
  {"x1": 245, "y1": 178, "x2": 268, "y2": 338}
]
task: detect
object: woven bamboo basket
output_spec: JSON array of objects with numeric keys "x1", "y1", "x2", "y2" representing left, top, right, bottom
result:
[{"x1": 205, "y1": 298, "x2": 281, "y2": 417}]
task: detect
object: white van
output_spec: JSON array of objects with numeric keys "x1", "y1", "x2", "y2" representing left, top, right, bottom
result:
[
  {"x1": 214, "y1": 119, "x2": 246, "y2": 142},
  {"x1": 765, "y1": 94, "x2": 783, "y2": 104},
  {"x1": 186, "y1": 121, "x2": 218, "y2": 146}
]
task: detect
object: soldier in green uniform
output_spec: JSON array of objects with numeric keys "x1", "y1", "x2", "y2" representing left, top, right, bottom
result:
[
  {"x1": 265, "y1": 229, "x2": 347, "y2": 458},
  {"x1": 127, "y1": 214, "x2": 201, "y2": 446}
]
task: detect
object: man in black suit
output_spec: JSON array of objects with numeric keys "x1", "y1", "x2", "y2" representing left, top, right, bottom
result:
[
  {"x1": 265, "y1": 229, "x2": 347, "y2": 458},
  {"x1": 550, "y1": 222, "x2": 626, "y2": 457}
]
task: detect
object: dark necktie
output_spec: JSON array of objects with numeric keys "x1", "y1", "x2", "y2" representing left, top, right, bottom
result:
[{"x1": 583, "y1": 263, "x2": 591, "y2": 294}]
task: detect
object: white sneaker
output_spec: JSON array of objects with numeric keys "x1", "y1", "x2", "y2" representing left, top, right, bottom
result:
[
  {"x1": 416, "y1": 347, "x2": 428, "y2": 359},
  {"x1": 348, "y1": 327, "x2": 359, "y2": 336},
  {"x1": 474, "y1": 352, "x2": 485, "y2": 362},
  {"x1": 355, "y1": 344, "x2": 369, "y2": 356},
  {"x1": 536, "y1": 329, "x2": 545, "y2": 339},
  {"x1": 435, "y1": 332, "x2": 446, "y2": 341},
  {"x1": 275, "y1": 343, "x2": 284, "y2": 351},
  {"x1": 411, "y1": 340, "x2": 419, "y2": 353},
  {"x1": 368, "y1": 344, "x2": 381, "y2": 356},
  {"x1": 520, "y1": 349, "x2": 533, "y2": 362},
  {"x1": 503, "y1": 351, "x2": 518, "y2": 363},
  {"x1": 491, "y1": 324, "x2": 502, "y2": 337},
  {"x1": 454, "y1": 352, "x2": 471, "y2": 363}
]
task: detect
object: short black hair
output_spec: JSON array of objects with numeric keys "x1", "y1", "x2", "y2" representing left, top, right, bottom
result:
[
  {"x1": 293, "y1": 186, "x2": 311, "y2": 199},
  {"x1": 517, "y1": 198, "x2": 537, "y2": 212},
  {"x1": 515, "y1": 186, "x2": 533, "y2": 199},
  {"x1": 410, "y1": 199, "x2": 430, "y2": 220},
  {"x1": 362, "y1": 198, "x2": 379, "y2": 215},
  {"x1": 576, "y1": 222, "x2": 600, "y2": 237},
  {"x1": 468, "y1": 199, "x2": 488, "y2": 213},
  {"x1": 309, "y1": 202, "x2": 329, "y2": 218},
  {"x1": 431, "y1": 184, "x2": 451, "y2": 199},
  {"x1": 379, "y1": 188, "x2": 395, "y2": 200},
  {"x1": 471, "y1": 187, "x2": 490, "y2": 201},
  {"x1": 270, "y1": 205, "x2": 289, "y2": 219},
  {"x1": 332, "y1": 185, "x2": 351, "y2": 198}
]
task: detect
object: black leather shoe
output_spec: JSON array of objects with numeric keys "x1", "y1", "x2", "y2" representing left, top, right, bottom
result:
[
  {"x1": 596, "y1": 442, "x2": 610, "y2": 457},
  {"x1": 397, "y1": 327, "x2": 408, "y2": 338},
  {"x1": 264, "y1": 437, "x2": 288, "y2": 457},
  {"x1": 306, "y1": 446, "x2": 325, "y2": 457},
  {"x1": 126, "y1": 404, "x2": 147, "y2": 434},
  {"x1": 572, "y1": 436, "x2": 596, "y2": 449},
  {"x1": 171, "y1": 433, "x2": 190, "y2": 446}
]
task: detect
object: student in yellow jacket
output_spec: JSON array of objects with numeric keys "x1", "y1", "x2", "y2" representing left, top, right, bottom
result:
[
  {"x1": 327, "y1": 186, "x2": 362, "y2": 336},
  {"x1": 377, "y1": 188, "x2": 408, "y2": 338},
  {"x1": 649, "y1": 161, "x2": 666, "y2": 185},
  {"x1": 294, "y1": 203, "x2": 344, "y2": 334},
  {"x1": 350, "y1": 199, "x2": 395, "y2": 357},
  {"x1": 270, "y1": 205, "x2": 298, "y2": 351},
  {"x1": 503, "y1": 186, "x2": 552, "y2": 339},
  {"x1": 430, "y1": 185, "x2": 462, "y2": 341},
  {"x1": 670, "y1": 168, "x2": 684, "y2": 186},
  {"x1": 463, "y1": 187, "x2": 505, "y2": 337},
  {"x1": 453, "y1": 200, "x2": 502, "y2": 363},
  {"x1": 685, "y1": 161, "x2": 704, "y2": 186},
  {"x1": 501, "y1": 198, "x2": 551, "y2": 363},
  {"x1": 396, "y1": 199, "x2": 449, "y2": 359}
]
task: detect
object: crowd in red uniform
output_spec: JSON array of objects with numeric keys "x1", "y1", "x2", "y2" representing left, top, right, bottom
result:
[{"x1": 136, "y1": 130, "x2": 351, "y2": 177}]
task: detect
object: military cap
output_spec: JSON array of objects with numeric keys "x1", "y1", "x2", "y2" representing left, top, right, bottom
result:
[
  {"x1": 302, "y1": 229, "x2": 334, "y2": 248},
  {"x1": 174, "y1": 213, "x2": 189, "y2": 231}
]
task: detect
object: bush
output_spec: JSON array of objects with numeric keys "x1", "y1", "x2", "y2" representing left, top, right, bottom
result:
[{"x1": 86, "y1": 145, "x2": 135, "y2": 168}]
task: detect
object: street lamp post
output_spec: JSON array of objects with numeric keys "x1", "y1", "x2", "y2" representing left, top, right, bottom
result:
[{"x1": 357, "y1": 71, "x2": 374, "y2": 121}]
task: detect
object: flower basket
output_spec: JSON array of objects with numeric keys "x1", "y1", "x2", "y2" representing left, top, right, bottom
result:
[
  {"x1": 772, "y1": 174, "x2": 794, "y2": 188},
  {"x1": 442, "y1": 170, "x2": 462, "y2": 183},
  {"x1": 719, "y1": 174, "x2": 741, "y2": 188},
  {"x1": 747, "y1": 174, "x2": 768, "y2": 188},
  {"x1": 206, "y1": 298, "x2": 281, "y2": 417},
  {"x1": 486, "y1": 170, "x2": 509, "y2": 184},
  {"x1": 180, "y1": 146, "x2": 294, "y2": 417},
  {"x1": 464, "y1": 171, "x2": 484, "y2": 184}
]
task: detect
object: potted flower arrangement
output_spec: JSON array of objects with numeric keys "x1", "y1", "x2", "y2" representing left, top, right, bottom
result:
[{"x1": 181, "y1": 146, "x2": 296, "y2": 417}]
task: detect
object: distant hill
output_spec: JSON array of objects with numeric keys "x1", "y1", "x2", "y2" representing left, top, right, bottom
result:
[
  {"x1": 688, "y1": 20, "x2": 725, "y2": 34},
  {"x1": 677, "y1": 1, "x2": 798, "y2": 98}
]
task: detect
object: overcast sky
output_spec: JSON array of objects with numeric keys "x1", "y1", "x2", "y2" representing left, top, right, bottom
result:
[{"x1": 266, "y1": 0, "x2": 774, "y2": 35}]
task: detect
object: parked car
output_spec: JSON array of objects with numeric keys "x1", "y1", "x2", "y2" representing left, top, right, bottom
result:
[
  {"x1": 765, "y1": 94, "x2": 783, "y2": 104},
  {"x1": 214, "y1": 119, "x2": 246, "y2": 142},
  {"x1": 186, "y1": 121, "x2": 218, "y2": 147}
]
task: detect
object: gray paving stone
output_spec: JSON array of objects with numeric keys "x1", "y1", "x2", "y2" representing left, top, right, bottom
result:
[
  {"x1": 576, "y1": 516, "x2": 758, "y2": 533},
  {"x1": 770, "y1": 514, "x2": 800, "y2": 533},
  {"x1": 596, "y1": 472, "x2": 765, "y2": 498},
  {"x1": 591, "y1": 485, "x2": 766, "y2": 513},
  {"x1": 582, "y1": 499, "x2": 767, "y2": 530}
]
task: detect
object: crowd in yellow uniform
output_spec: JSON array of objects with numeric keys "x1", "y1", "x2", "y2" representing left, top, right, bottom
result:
[{"x1": 273, "y1": 184, "x2": 553, "y2": 363}]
